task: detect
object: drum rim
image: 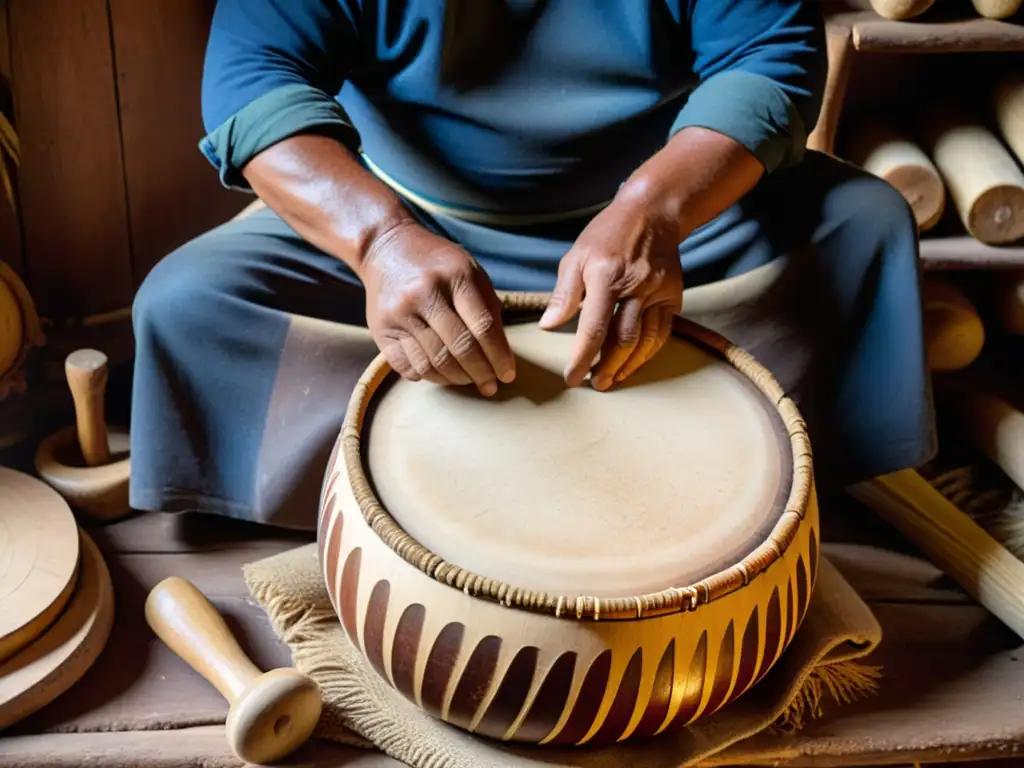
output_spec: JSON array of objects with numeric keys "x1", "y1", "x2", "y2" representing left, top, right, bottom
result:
[{"x1": 335, "y1": 291, "x2": 814, "y2": 622}]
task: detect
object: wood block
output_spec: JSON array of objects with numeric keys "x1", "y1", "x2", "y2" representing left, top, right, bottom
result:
[{"x1": 7, "y1": 0, "x2": 133, "y2": 318}]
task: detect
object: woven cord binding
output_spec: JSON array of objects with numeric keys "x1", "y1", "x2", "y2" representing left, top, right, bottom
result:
[{"x1": 340, "y1": 291, "x2": 814, "y2": 621}]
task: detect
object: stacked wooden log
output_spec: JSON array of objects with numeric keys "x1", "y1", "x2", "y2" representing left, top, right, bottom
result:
[
  {"x1": 870, "y1": 0, "x2": 1023, "y2": 20},
  {"x1": 845, "y1": 74, "x2": 1024, "y2": 245}
]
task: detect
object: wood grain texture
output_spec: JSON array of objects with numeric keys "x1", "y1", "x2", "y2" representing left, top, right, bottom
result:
[
  {"x1": 0, "y1": 2, "x2": 24, "y2": 278},
  {"x1": 7, "y1": 0, "x2": 133, "y2": 317},
  {"x1": 0, "y1": 529, "x2": 114, "y2": 731},
  {"x1": 0, "y1": 468, "x2": 80, "y2": 664},
  {"x1": 109, "y1": 0, "x2": 246, "y2": 284},
  {"x1": 0, "y1": 727, "x2": 397, "y2": 768}
]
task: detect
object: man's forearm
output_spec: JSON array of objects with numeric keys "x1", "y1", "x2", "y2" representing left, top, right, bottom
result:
[
  {"x1": 241, "y1": 134, "x2": 415, "y2": 279},
  {"x1": 617, "y1": 126, "x2": 766, "y2": 242}
]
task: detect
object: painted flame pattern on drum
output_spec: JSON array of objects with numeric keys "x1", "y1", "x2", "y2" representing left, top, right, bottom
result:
[{"x1": 317, "y1": 477, "x2": 819, "y2": 746}]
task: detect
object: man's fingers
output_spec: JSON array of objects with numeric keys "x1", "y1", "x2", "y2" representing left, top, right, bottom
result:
[
  {"x1": 453, "y1": 279, "x2": 516, "y2": 384},
  {"x1": 613, "y1": 305, "x2": 673, "y2": 384},
  {"x1": 399, "y1": 333, "x2": 450, "y2": 386},
  {"x1": 590, "y1": 297, "x2": 644, "y2": 391},
  {"x1": 428, "y1": 303, "x2": 500, "y2": 396},
  {"x1": 539, "y1": 253, "x2": 585, "y2": 330},
  {"x1": 564, "y1": 277, "x2": 618, "y2": 387},
  {"x1": 408, "y1": 316, "x2": 472, "y2": 386},
  {"x1": 380, "y1": 338, "x2": 423, "y2": 382}
]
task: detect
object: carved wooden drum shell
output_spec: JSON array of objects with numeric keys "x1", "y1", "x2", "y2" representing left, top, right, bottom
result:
[{"x1": 318, "y1": 293, "x2": 819, "y2": 747}]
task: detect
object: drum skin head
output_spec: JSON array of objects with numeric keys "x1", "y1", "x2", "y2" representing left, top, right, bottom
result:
[{"x1": 365, "y1": 323, "x2": 791, "y2": 597}]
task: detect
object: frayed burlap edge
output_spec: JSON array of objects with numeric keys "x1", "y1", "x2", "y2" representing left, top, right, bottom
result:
[{"x1": 770, "y1": 661, "x2": 882, "y2": 733}]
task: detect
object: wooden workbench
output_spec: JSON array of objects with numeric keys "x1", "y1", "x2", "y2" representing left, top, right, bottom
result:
[{"x1": 0, "y1": 492, "x2": 1022, "y2": 767}]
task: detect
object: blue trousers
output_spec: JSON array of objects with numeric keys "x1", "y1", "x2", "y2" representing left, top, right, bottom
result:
[{"x1": 129, "y1": 151, "x2": 936, "y2": 530}]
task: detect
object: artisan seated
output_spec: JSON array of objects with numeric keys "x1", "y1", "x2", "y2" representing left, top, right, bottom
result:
[{"x1": 128, "y1": 0, "x2": 936, "y2": 530}]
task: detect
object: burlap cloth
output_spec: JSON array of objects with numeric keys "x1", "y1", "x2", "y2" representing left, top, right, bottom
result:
[{"x1": 243, "y1": 544, "x2": 882, "y2": 768}]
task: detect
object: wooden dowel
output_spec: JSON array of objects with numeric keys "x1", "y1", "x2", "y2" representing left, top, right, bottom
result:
[
  {"x1": 64, "y1": 349, "x2": 109, "y2": 467},
  {"x1": 972, "y1": 0, "x2": 1023, "y2": 18},
  {"x1": 961, "y1": 393, "x2": 1024, "y2": 492},
  {"x1": 994, "y1": 73, "x2": 1024, "y2": 168},
  {"x1": 145, "y1": 577, "x2": 322, "y2": 764},
  {"x1": 869, "y1": 0, "x2": 936, "y2": 19},
  {"x1": 922, "y1": 279, "x2": 985, "y2": 372},
  {"x1": 847, "y1": 118, "x2": 946, "y2": 231},
  {"x1": 923, "y1": 108, "x2": 1024, "y2": 246},
  {"x1": 850, "y1": 470, "x2": 1024, "y2": 641}
]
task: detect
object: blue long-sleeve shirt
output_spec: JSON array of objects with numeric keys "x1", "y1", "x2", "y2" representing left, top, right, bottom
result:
[{"x1": 199, "y1": 0, "x2": 826, "y2": 220}]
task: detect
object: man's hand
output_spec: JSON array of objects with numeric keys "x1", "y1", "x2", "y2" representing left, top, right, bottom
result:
[
  {"x1": 241, "y1": 135, "x2": 516, "y2": 396},
  {"x1": 538, "y1": 126, "x2": 766, "y2": 389},
  {"x1": 361, "y1": 220, "x2": 515, "y2": 396},
  {"x1": 538, "y1": 193, "x2": 683, "y2": 390}
]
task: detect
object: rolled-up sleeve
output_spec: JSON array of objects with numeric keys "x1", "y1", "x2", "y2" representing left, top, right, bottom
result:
[
  {"x1": 199, "y1": 0, "x2": 361, "y2": 190},
  {"x1": 671, "y1": 0, "x2": 827, "y2": 173}
]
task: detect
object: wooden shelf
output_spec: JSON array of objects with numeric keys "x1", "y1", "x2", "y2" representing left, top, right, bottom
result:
[
  {"x1": 920, "y1": 236, "x2": 1024, "y2": 270},
  {"x1": 854, "y1": 15, "x2": 1024, "y2": 52},
  {"x1": 822, "y1": 3, "x2": 1024, "y2": 54}
]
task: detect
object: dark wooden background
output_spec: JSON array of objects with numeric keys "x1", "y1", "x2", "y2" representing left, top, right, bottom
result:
[{"x1": 0, "y1": 0, "x2": 246, "y2": 321}]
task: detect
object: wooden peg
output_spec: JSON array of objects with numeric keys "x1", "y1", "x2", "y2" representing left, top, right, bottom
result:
[
  {"x1": 869, "y1": 0, "x2": 936, "y2": 20},
  {"x1": 35, "y1": 348, "x2": 131, "y2": 521},
  {"x1": 972, "y1": 0, "x2": 1022, "y2": 18},
  {"x1": 145, "y1": 577, "x2": 322, "y2": 765},
  {"x1": 65, "y1": 349, "x2": 110, "y2": 467},
  {"x1": 847, "y1": 118, "x2": 946, "y2": 232},
  {"x1": 922, "y1": 107, "x2": 1024, "y2": 246},
  {"x1": 922, "y1": 279, "x2": 986, "y2": 372}
]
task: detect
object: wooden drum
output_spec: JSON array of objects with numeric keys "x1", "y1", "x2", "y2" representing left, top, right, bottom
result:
[{"x1": 317, "y1": 293, "x2": 819, "y2": 747}]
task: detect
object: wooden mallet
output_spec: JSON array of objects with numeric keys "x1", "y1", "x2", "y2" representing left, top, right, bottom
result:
[
  {"x1": 35, "y1": 349, "x2": 131, "y2": 520},
  {"x1": 145, "y1": 576, "x2": 323, "y2": 765}
]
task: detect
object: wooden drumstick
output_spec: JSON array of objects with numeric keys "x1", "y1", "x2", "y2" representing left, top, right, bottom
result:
[
  {"x1": 973, "y1": 0, "x2": 1023, "y2": 18},
  {"x1": 145, "y1": 577, "x2": 322, "y2": 764},
  {"x1": 850, "y1": 470, "x2": 1024, "y2": 640},
  {"x1": 65, "y1": 349, "x2": 110, "y2": 467},
  {"x1": 922, "y1": 107, "x2": 1024, "y2": 246},
  {"x1": 847, "y1": 118, "x2": 946, "y2": 232},
  {"x1": 869, "y1": 0, "x2": 936, "y2": 19}
]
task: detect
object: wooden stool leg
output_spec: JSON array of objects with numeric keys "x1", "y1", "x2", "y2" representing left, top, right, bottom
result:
[{"x1": 808, "y1": 22, "x2": 854, "y2": 157}]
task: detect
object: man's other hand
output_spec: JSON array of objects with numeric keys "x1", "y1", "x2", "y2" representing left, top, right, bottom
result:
[
  {"x1": 539, "y1": 192, "x2": 683, "y2": 390},
  {"x1": 362, "y1": 221, "x2": 515, "y2": 396}
]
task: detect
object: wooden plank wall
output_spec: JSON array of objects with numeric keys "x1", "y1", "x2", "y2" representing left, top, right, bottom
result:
[{"x1": 0, "y1": 0, "x2": 245, "y2": 320}]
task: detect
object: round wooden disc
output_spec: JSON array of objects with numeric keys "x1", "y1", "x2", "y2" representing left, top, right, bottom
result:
[
  {"x1": 366, "y1": 323, "x2": 790, "y2": 598},
  {"x1": 0, "y1": 528, "x2": 114, "y2": 730},
  {"x1": 0, "y1": 467, "x2": 81, "y2": 663}
]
